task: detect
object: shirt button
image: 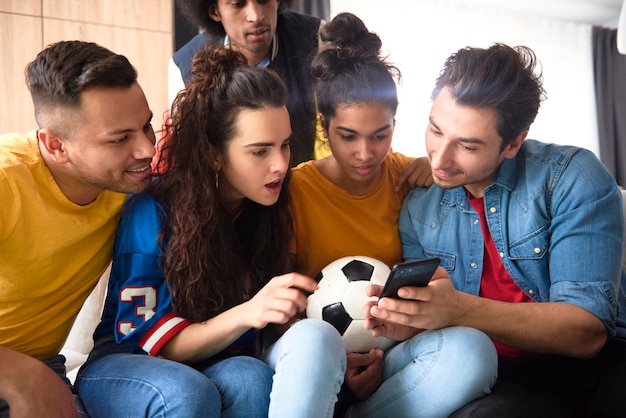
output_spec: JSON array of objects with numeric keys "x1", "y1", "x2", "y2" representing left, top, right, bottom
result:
[
  {"x1": 474, "y1": 219, "x2": 479, "y2": 225},
  {"x1": 499, "y1": 252, "x2": 504, "y2": 258},
  {"x1": 489, "y1": 207, "x2": 497, "y2": 213},
  {"x1": 529, "y1": 289, "x2": 535, "y2": 295},
  {"x1": 470, "y1": 263, "x2": 478, "y2": 269},
  {"x1": 534, "y1": 247, "x2": 541, "y2": 254}
]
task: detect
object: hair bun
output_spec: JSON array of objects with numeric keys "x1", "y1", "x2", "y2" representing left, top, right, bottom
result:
[
  {"x1": 319, "y1": 12, "x2": 382, "y2": 60},
  {"x1": 189, "y1": 42, "x2": 247, "y2": 89},
  {"x1": 311, "y1": 12, "x2": 400, "y2": 126}
]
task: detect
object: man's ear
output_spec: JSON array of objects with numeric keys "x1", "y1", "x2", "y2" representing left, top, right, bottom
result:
[
  {"x1": 38, "y1": 128, "x2": 69, "y2": 163},
  {"x1": 503, "y1": 131, "x2": 527, "y2": 159}
]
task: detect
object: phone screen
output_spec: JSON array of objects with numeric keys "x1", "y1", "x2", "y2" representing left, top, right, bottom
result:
[{"x1": 379, "y1": 257, "x2": 441, "y2": 299}]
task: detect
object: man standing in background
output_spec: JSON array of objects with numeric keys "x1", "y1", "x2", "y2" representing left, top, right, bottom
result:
[{"x1": 170, "y1": 0, "x2": 324, "y2": 164}]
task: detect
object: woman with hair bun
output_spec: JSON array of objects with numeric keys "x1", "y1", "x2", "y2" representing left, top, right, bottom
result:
[
  {"x1": 290, "y1": 12, "x2": 498, "y2": 417},
  {"x1": 76, "y1": 44, "x2": 346, "y2": 418}
]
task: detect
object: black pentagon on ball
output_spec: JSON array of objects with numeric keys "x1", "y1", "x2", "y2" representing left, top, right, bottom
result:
[
  {"x1": 341, "y1": 260, "x2": 374, "y2": 282},
  {"x1": 322, "y1": 302, "x2": 352, "y2": 335},
  {"x1": 314, "y1": 271, "x2": 324, "y2": 283}
]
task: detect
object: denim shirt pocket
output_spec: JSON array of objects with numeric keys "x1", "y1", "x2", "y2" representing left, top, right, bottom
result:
[
  {"x1": 423, "y1": 250, "x2": 455, "y2": 273},
  {"x1": 507, "y1": 223, "x2": 550, "y2": 260},
  {"x1": 506, "y1": 224, "x2": 551, "y2": 299}
]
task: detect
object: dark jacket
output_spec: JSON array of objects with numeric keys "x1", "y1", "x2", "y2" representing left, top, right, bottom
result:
[{"x1": 172, "y1": 11, "x2": 321, "y2": 165}]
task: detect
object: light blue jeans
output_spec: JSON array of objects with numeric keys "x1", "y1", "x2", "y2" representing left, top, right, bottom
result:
[
  {"x1": 346, "y1": 326, "x2": 498, "y2": 418},
  {"x1": 76, "y1": 348, "x2": 273, "y2": 418},
  {"x1": 261, "y1": 318, "x2": 347, "y2": 418}
]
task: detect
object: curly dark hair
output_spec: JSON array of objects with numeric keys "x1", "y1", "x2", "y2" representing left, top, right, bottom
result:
[
  {"x1": 176, "y1": 0, "x2": 294, "y2": 37},
  {"x1": 151, "y1": 42, "x2": 292, "y2": 322}
]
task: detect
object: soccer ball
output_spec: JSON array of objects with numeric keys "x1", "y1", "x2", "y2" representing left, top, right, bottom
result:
[{"x1": 306, "y1": 256, "x2": 397, "y2": 353}]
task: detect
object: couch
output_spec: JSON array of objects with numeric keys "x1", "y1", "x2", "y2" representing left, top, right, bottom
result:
[{"x1": 60, "y1": 189, "x2": 626, "y2": 383}]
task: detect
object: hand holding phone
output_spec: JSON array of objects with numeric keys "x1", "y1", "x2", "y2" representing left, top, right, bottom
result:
[{"x1": 379, "y1": 257, "x2": 441, "y2": 299}]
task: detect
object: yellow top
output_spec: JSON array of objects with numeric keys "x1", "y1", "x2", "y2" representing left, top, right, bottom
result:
[
  {"x1": 290, "y1": 152, "x2": 414, "y2": 277},
  {"x1": 313, "y1": 110, "x2": 331, "y2": 160},
  {"x1": 0, "y1": 131, "x2": 127, "y2": 360}
]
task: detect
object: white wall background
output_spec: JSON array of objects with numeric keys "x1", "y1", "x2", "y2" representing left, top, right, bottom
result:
[{"x1": 329, "y1": 0, "x2": 600, "y2": 159}]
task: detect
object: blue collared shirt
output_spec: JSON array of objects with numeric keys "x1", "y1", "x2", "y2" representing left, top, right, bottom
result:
[{"x1": 399, "y1": 139, "x2": 626, "y2": 339}]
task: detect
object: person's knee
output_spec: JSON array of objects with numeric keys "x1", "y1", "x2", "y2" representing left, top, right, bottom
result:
[
  {"x1": 148, "y1": 374, "x2": 222, "y2": 416},
  {"x1": 419, "y1": 326, "x2": 495, "y2": 361},
  {"x1": 439, "y1": 326, "x2": 498, "y2": 391},
  {"x1": 287, "y1": 319, "x2": 345, "y2": 354},
  {"x1": 209, "y1": 356, "x2": 272, "y2": 416},
  {"x1": 238, "y1": 356, "x2": 273, "y2": 387},
  {"x1": 217, "y1": 356, "x2": 273, "y2": 397},
  {"x1": 405, "y1": 327, "x2": 496, "y2": 388},
  {"x1": 447, "y1": 327, "x2": 497, "y2": 371},
  {"x1": 273, "y1": 319, "x2": 346, "y2": 378}
]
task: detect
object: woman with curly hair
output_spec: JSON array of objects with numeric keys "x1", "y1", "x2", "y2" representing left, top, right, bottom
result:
[{"x1": 76, "y1": 44, "x2": 345, "y2": 418}]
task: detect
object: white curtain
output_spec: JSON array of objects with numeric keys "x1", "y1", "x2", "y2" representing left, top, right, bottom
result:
[{"x1": 330, "y1": 0, "x2": 599, "y2": 158}]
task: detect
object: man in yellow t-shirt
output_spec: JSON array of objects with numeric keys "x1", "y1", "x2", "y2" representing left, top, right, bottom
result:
[{"x1": 0, "y1": 41, "x2": 156, "y2": 418}]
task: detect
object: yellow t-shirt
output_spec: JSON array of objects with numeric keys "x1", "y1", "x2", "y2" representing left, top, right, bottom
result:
[
  {"x1": 290, "y1": 152, "x2": 414, "y2": 278},
  {"x1": 313, "y1": 111, "x2": 331, "y2": 160},
  {"x1": 0, "y1": 131, "x2": 127, "y2": 360}
]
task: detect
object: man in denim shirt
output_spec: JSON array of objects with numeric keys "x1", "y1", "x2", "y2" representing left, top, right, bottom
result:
[{"x1": 366, "y1": 43, "x2": 626, "y2": 416}]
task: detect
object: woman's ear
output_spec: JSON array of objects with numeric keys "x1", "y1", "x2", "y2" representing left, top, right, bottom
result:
[
  {"x1": 208, "y1": 4, "x2": 221, "y2": 22},
  {"x1": 320, "y1": 114, "x2": 329, "y2": 138},
  {"x1": 38, "y1": 128, "x2": 69, "y2": 163},
  {"x1": 209, "y1": 146, "x2": 222, "y2": 171}
]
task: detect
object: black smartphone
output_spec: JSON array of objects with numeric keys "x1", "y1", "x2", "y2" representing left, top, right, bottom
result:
[{"x1": 379, "y1": 257, "x2": 441, "y2": 299}]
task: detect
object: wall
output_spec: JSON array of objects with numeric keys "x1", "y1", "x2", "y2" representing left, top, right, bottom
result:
[
  {"x1": 330, "y1": 0, "x2": 602, "y2": 158},
  {"x1": 0, "y1": 0, "x2": 173, "y2": 134}
]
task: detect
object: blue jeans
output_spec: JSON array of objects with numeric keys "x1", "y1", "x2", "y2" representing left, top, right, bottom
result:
[
  {"x1": 261, "y1": 319, "x2": 347, "y2": 418},
  {"x1": 346, "y1": 326, "x2": 498, "y2": 418},
  {"x1": 76, "y1": 348, "x2": 273, "y2": 418}
]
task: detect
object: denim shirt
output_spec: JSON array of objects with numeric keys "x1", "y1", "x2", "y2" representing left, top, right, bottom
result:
[{"x1": 399, "y1": 140, "x2": 626, "y2": 339}]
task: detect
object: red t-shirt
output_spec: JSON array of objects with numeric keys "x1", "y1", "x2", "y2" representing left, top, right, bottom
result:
[{"x1": 469, "y1": 196, "x2": 533, "y2": 357}]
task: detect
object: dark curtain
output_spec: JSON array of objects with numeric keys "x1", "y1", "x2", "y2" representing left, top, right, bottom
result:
[
  {"x1": 592, "y1": 26, "x2": 626, "y2": 187},
  {"x1": 173, "y1": 4, "x2": 199, "y2": 51},
  {"x1": 289, "y1": 0, "x2": 331, "y2": 21}
]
